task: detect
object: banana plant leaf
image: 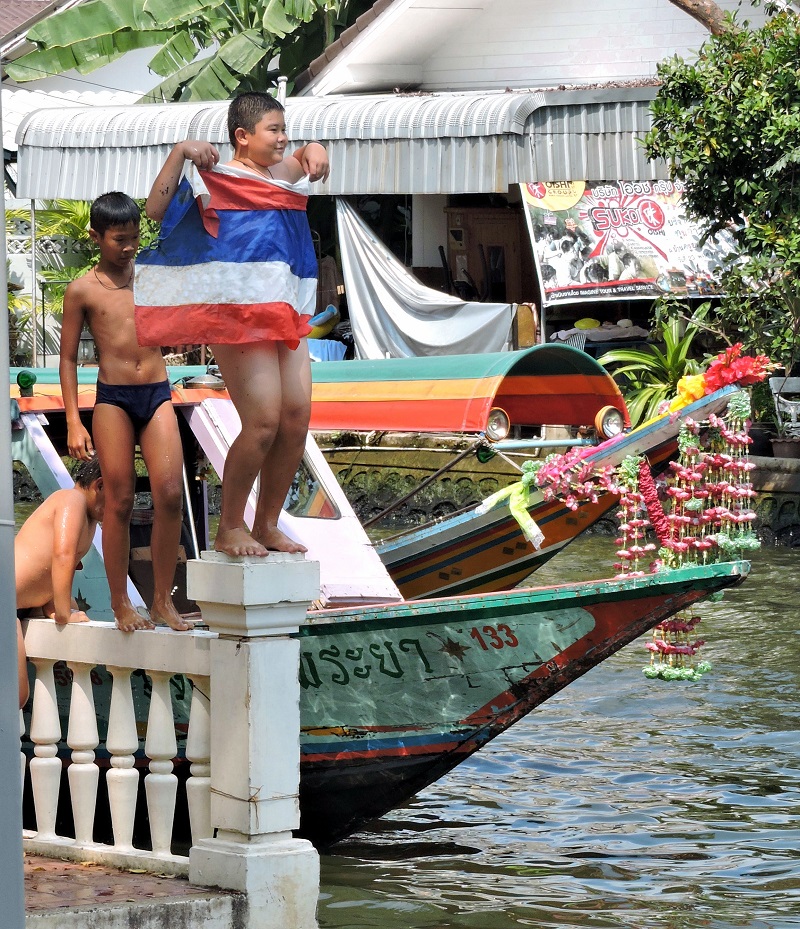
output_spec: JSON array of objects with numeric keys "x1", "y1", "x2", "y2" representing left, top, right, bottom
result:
[
  {"x1": 148, "y1": 30, "x2": 200, "y2": 77},
  {"x1": 179, "y1": 33, "x2": 269, "y2": 101},
  {"x1": 263, "y1": 0, "x2": 319, "y2": 35},
  {"x1": 7, "y1": 31, "x2": 171, "y2": 80}
]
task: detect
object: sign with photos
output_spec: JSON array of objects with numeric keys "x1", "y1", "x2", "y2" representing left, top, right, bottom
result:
[{"x1": 521, "y1": 180, "x2": 736, "y2": 307}]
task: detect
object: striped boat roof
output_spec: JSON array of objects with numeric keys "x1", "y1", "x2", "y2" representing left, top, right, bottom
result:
[{"x1": 308, "y1": 345, "x2": 627, "y2": 432}]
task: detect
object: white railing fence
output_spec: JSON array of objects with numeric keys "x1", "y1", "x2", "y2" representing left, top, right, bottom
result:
[
  {"x1": 23, "y1": 552, "x2": 320, "y2": 929},
  {"x1": 20, "y1": 552, "x2": 323, "y2": 929},
  {"x1": 21, "y1": 620, "x2": 213, "y2": 876}
]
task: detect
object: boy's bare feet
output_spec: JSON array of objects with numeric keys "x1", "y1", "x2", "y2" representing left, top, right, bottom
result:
[
  {"x1": 66, "y1": 609, "x2": 91, "y2": 623},
  {"x1": 253, "y1": 526, "x2": 308, "y2": 554},
  {"x1": 214, "y1": 526, "x2": 269, "y2": 557},
  {"x1": 150, "y1": 602, "x2": 195, "y2": 632},
  {"x1": 47, "y1": 609, "x2": 91, "y2": 624},
  {"x1": 115, "y1": 604, "x2": 156, "y2": 632}
]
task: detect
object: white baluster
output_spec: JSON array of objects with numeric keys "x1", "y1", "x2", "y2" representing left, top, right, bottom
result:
[
  {"x1": 144, "y1": 670, "x2": 178, "y2": 857},
  {"x1": 185, "y1": 676, "x2": 211, "y2": 844},
  {"x1": 29, "y1": 659, "x2": 63, "y2": 841},
  {"x1": 105, "y1": 666, "x2": 139, "y2": 852},
  {"x1": 66, "y1": 662, "x2": 99, "y2": 846}
]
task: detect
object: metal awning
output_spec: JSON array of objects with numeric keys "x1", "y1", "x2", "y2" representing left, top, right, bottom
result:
[
  {"x1": 2, "y1": 85, "x2": 138, "y2": 154},
  {"x1": 15, "y1": 87, "x2": 666, "y2": 199}
]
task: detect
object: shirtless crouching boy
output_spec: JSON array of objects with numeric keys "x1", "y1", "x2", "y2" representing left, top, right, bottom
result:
[
  {"x1": 142, "y1": 92, "x2": 329, "y2": 558},
  {"x1": 16, "y1": 458, "x2": 104, "y2": 624},
  {"x1": 60, "y1": 192, "x2": 192, "y2": 632},
  {"x1": 15, "y1": 458, "x2": 104, "y2": 706}
]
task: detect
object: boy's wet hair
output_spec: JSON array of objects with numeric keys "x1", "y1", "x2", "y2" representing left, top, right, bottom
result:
[
  {"x1": 90, "y1": 192, "x2": 140, "y2": 236},
  {"x1": 73, "y1": 456, "x2": 102, "y2": 488},
  {"x1": 228, "y1": 92, "x2": 284, "y2": 147}
]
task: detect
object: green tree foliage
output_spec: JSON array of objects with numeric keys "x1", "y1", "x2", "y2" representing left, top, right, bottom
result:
[
  {"x1": 6, "y1": 0, "x2": 372, "y2": 102},
  {"x1": 6, "y1": 198, "x2": 159, "y2": 325},
  {"x1": 644, "y1": 9, "x2": 800, "y2": 372}
]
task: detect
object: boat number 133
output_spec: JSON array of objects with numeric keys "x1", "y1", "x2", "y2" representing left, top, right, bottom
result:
[{"x1": 469, "y1": 624, "x2": 518, "y2": 650}]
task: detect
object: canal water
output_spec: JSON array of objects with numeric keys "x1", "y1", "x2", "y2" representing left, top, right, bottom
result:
[{"x1": 318, "y1": 536, "x2": 800, "y2": 929}]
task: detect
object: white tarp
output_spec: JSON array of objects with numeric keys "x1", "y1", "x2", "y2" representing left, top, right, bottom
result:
[{"x1": 336, "y1": 200, "x2": 515, "y2": 359}]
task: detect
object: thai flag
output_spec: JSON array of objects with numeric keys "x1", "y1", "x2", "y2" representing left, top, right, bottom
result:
[{"x1": 134, "y1": 166, "x2": 317, "y2": 350}]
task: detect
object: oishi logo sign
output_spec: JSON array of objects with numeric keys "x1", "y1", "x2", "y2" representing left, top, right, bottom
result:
[
  {"x1": 524, "y1": 181, "x2": 585, "y2": 212},
  {"x1": 589, "y1": 199, "x2": 666, "y2": 233}
]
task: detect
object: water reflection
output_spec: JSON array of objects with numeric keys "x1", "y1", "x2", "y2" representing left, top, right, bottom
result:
[{"x1": 319, "y1": 538, "x2": 800, "y2": 929}]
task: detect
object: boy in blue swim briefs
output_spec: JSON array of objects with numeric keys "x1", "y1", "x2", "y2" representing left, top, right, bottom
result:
[{"x1": 60, "y1": 192, "x2": 192, "y2": 633}]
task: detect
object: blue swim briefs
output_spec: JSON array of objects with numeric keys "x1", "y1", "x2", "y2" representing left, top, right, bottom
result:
[{"x1": 95, "y1": 379, "x2": 173, "y2": 431}]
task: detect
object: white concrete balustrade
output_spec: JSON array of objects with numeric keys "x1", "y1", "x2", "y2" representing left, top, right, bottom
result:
[
  {"x1": 21, "y1": 551, "x2": 322, "y2": 929},
  {"x1": 22, "y1": 620, "x2": 214, "y2": 875}
]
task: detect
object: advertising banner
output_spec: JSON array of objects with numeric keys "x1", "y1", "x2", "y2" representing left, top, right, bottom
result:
[{"x1": 521, "y1": 180, "x2": 736, "y2": 307}]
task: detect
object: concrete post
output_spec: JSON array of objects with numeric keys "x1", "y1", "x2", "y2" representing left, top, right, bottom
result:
[
  {"x1": 187, "y1": 551, "x2": 321, "y2": 929},
  {"x1": 0, "y1": 89, "x2": 28, "y2": 928}
]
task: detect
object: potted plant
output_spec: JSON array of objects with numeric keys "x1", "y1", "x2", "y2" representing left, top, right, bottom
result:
[
  {"x1": 768, "y1": 374, "x2": 800, "y2": 458},
  {"x1": 597, "y1": 312, "x2": 705, "y2": 426}
]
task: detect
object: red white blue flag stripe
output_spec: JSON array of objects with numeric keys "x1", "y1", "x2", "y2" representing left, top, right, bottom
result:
[{"x1": 134, "y1": 165, "x2": 317, "y2": 349}]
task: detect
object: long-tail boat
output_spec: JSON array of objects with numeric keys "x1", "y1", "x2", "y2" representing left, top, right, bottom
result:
[
  {"x1": 310, "y1": 345, "x2": 736, "y2": 596},
  {"x1": 12, "y1": 373, "x2": 750, "y2": 845},
  {"x1": 372, "y1": 385, "x2": 739, "y2": 597},
  {"x1": 292, "y1": 560, "x2": 747, "y2": 844}
]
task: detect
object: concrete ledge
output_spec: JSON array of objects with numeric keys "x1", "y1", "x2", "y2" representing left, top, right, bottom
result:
[
  {"x1": 24, "y1": 854, "x2": 247, "y2": 929},
  {"x1": 26, "y1": 891, "x2": 247, "y2": 928},
  {"x1": 23, "y1": 836, "x2": 189, "y2": 877}
]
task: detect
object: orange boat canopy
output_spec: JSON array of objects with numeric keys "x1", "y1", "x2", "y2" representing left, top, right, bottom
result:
[{"x1": 308, "y1": 344, "x2": 628, "y2": 434}]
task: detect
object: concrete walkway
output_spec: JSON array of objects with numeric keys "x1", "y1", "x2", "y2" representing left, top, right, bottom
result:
[{"x1": 24, "y1": 854, "x2": 245, "y2": 928}]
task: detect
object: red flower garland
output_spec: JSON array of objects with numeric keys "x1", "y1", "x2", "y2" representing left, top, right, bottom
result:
[{"x1": 638, "y1": 458, "x2": 671, "y2": 546}]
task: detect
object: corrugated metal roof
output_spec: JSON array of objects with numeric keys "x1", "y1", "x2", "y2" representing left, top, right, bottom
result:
[
  {"x1": 287, "y1": 90, "x2": 546, "y2": 138},
  {"x1": 3, "y1": 85, "x2": 138, "y2": 152},
  {"x1": 15, "y1": 88, "x2": 666, "y2": 199},
  {"x1": 530, "y1": 96, "x2": 664, "y2": 182}
]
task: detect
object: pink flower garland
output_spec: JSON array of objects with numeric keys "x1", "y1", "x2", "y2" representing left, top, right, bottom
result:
[
  {"x1": 613, "y1": 456, "x2": 657, "y2": 576},
  {"x1": 533, "y1": 447, "x2": 617, "y2": 512},
  {"x1": 644, "y1": 608, "x2": 711, "y2": 680}
]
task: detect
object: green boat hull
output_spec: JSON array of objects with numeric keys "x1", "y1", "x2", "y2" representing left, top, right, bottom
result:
[{"x1": 296, "y1": 561, "x2": 748, "y2": 845}]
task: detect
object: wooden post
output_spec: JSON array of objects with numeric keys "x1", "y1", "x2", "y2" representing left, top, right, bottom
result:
[{"x1": 187, "y1": 551, "x2": 321, "y2": 929}]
